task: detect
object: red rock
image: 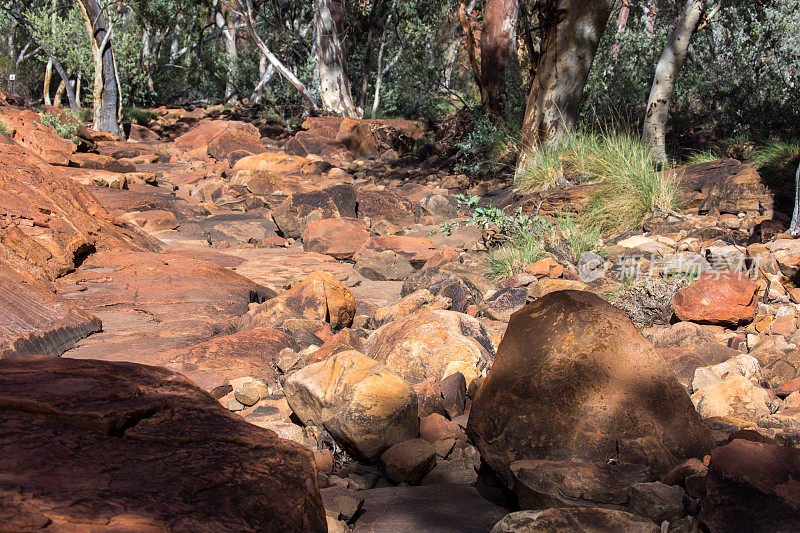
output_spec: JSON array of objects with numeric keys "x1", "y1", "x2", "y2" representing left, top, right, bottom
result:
[
  {"x1": 354, "y1": 235, "x2": 437, "y2": 268},
  {"x1": 420, "y1": 413, "x2": 466, "y2": 443},
  {"x1": 700, "y1": 440, "x2": 800, "y2": 532},
  {"x1": 672, "y1": 271, "x2": 758, "y2": 326},
  {"x1": 164, "y1": 327, "x2": 298, "y2": 390},
  {"x1": 303, "y1": 217, "x2": 370, "y2": 260},
  {"x1": 356, "y1": 190, "x2": 417, "y2": 226},
  {"x1": 467, "y1": 290, "x2": 713, "y2": 487},
  {"x1": 0, "y1": 355, "x2": 326, "y2": 532},
  {"x1": 524, "y1": 257, "x2": 564, "y2": 278},
  {"x1": 121, "y1": 209, "x2": 180, "y2": 232},
  {"x1": 207, "y1": 129, "x2": 266, "y2": 161},
  {"x1": 307, "y1": 328, "x2": 365, "y2": 364},
  {"x1": 273, "y1": 190, "x2": 343, "y2": 239},
  {"x1": 0, "y1": 262, "x2": 100, "y2": 358},
  {"x1": 380, "y1": 439, "x2": 436, "y2": 484},
  {"x1": 412, "y1": 378, "x2": 447, "y2": 418},
  {"x1": 128, "y1": 123, "x2": 161, "y2": 142},
  {"x1": 422, "y1": 247, "x2": 460, "y2": 269},
  {"x1": 0, "y1": 143, "x2": 156, "y2": 281},
  {"x1": 241, "y1": 271, "x2": 356, "y2": 331},
  {"x1": 174, "y1": 120, "x2": 259, "y2": 152},
  {"x1": 667, "y1": 159, "x2": 771, "y2": 215},
  {"x1": 0, "y1": 107, "x2": 76, "y2": 165}
]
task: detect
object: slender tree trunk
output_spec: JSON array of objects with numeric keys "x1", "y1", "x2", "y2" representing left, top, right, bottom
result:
[
  {"x1": 517, "y1": 0, "x2": 614, "y2": 169},
  {"x1": 610, "y1": 0, "x2": 630, "y2": 61},
  {"x1": 480, "y1": 0, "x2": 520, "y2": 116},
  {"x1": 215, "y1": 1, "x2": 239, "y2": 102},
  {"x1": 791, "y1": 160, "x2": 800, "y2": 235},
  {"x1": 75, "y1": 74, "x2": 82, "y2": 105},
  {"x1": 370, "y1": 24, "x2": 405, "y2": 118},
  {"x1": 314, "y1": 0, "x2": 359, "y2": 117},
  {"x1": 76, "y1": 0, "x2": 121, "y2": 135},
  {"x1": 643, "y1": 0, "x2": 704, "y2": 165},
  {"x1": 53, "y1": 79, "x2": 64, "y2": 107},
  {"x1": 236, "y1": 0, "x2": 319, "y2": 113},
  {"x1": 250, "y1": 59, "x2": 275, "y2": 104},
  {"x1": 43, "y1": 0, "x2": 56, "y2": 105}
]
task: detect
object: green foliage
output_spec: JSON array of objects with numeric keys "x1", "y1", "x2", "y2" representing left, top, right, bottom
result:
[
  {"x1": 555, "y1": 215, "x2": 603, "y2": 264},
  {"x1": 123, "y1": 107, "x2": 157, "y2": 126},
  {"x1": 484, "y1": 232, "x2": 546, "y2": 281},
  {"x1": 0, "y1": 119, "x2": 11, "y2": 137},
  {"x1": 750, "y1": 139, "x2": 800, "y2": 186},
  {"x1": 36, "y1": 111, "x2": 77, "y2": 142},
  {"x1": 454, "y1": 111, "x2": 521, "y2": 176},
  {"x1": 517, "y1": 129, "x2": 680, "y2": 234},
  {"x1": 684, "y1": 150, "x2": 722, "y2": 165},
  {"x1": 583, "y1": 1, "x2": 800, "y2": 141}
]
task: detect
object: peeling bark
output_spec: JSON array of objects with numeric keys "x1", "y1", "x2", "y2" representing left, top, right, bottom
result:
[
  {"x1": 517, "y1": 0, "x2": 614, "y2": 170},
  {"x1": 480, "y1": 0, "x2": 520, "y2": 116},
  {"x1": 791, "y1": 161, "x2": 800, "y2": 235},
  {"x1": 76, "y1": 0, "x2": 121, "y2": 135},
  {"x1": 643, "y1": 0, "x2": 705, "y2": 165}
]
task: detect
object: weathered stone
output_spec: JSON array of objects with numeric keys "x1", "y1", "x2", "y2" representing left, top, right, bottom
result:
[
  {"x1": 467, "y1": 290, "x2": 713, "y2": 487},
  {"x1": 672, "y1": 271, "x2": 758, "y2": 326},
  {"x1": 491, "y1": 508, "x2": 658, "y2": 533},
  {"x1": 691, "y1": 374, "x2": 772, "y2": 420},
  {"x1": 480, "y1": 287, "x2": 527, "y2": 322},
  {"x1": 373, "y1": 288, "x2": 451, "y2": 328},
  {"x1": 440, "y1": 371, "x2": 467, "y2": 418},
  {"x1": 401, "y1": 267, "x2": 484, "y2": 312},
  {"x1": 357, "y1": 190, "x2": 417, "y2": 226},
  {"x1": 669, "y1": 159, "x2": 770, "y2": 215},
  {"x1": 273, "y1": 190, "x2": 342, "y2": 239},
  {"x1": 510, "y1": 460, "x2": 651, "y2": 509},
  {"x1": 0, "y1": 263, "x2": 100, "y2": 358},
  {"x1": 174, "y1": 120, "x2": 259, "y2": 152},
  {"x1": 241, "y1": 271, "x2": 355, "y2": 330},
  {"x1": 363, "y1": 309, "x2": 495, "y2": 385},
  {"x1": 303, "y1": 217, "x2": 369, "y2": 260},
  {"x1": 412, "y1": 379, "x2": 447, "y2": 418},
  {"x1": 356, "y1": 250, "x2": 415, "y2": 281},
  {"x1": 283, "y1": 351, "x2": 418, "y2": 462},
  {"x1": 381, "y1": 438, "x2": 436, "y2": 484},
  {"x1": 355, "y1": 235, "x2": 438, "y2": 268},
  {"x1": 700, "y1": 439, "x2": 800, "y2": 532},
  {"x1": 420, "y1": 413, "x2": 466, "y2": 444},
  {"x1": 0, "y1": 355, "x2": 325, "y2": 532},
  {"x1": 207, "y1": 129, "x2": 266, "y2": 161},
  {"x1": 628, "y1": 482, "x2": 686, "y2": 523}
]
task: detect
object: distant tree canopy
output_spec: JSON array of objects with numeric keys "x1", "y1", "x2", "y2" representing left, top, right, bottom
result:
[{"x1": 0, "y1": 0, "x2": 797, "y2": 143}]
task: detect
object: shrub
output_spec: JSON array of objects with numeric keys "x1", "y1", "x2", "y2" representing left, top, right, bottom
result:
[
  {"x1": 36, "y1": 112, "x2": 78, "y2": 142},
  {"x1": 454, "y1": 110, "x2": 522, "y2": 176},
  {"x1": 0, "y1": 119, "x2": 11, "y2": 137},
  {"x1": 684, "y1": 150, "x2": 721, "y2": 165},
  {"x1": 516, "y1": 129, "x2": 681, "y2": 235},
  {"x1": 124, "y1": 106, "x2": 158, "y2": 126}
]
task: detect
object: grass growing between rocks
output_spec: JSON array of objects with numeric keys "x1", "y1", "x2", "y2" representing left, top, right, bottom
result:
[
  {"x1": 750, "y1": 139, "x2": 800, "y2": 187},
  {"x1": 515, "y1": 129, "x2": 682, "y2": 235},
  {"x1": 483, "y1": 214, "x2": 603, "y2": 281}
]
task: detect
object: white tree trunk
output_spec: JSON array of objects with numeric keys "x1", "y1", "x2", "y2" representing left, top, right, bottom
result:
[
  {"x1": 643, "y1": 0, "x2": 705, "y2": 165},
  {"x1": 215, "y1": 1, "x2": 238, "y2": 102},
  {"x1": 314, "y1": 0, "x2": 360, "y2": 117},
  {"x1": 791, "y1": 160, "x2": 800, "y2": 235},
  {"x1": 236, "y1": 0, "x2": 319, "y2": 113}
]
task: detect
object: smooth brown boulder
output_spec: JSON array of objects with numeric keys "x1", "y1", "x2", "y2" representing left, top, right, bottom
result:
[
  {"x1": 0, "y1": 355, "x2": 325, "y2": 532},
  {"x1": 0, "y1": 107, "x2": 76, "y2": 165},
  {"x1": 381, "y1": 438, "x2": 436, "y2": 484},
  {"x1": 303, "y1": 217, "x2": 369, "y2": 260},
  {"x1": 467, "y1": 290, "x2": 713, "y2": 488},
  {"x1": 283, "y1": 351, "x2": 418, "y2": 462},
  {"x1": 0, "y1": 263, "x2": 100, "y2": 358},
  {"x1": 700, "y1": 439, "x2": 800, "y2": 532},
  {"x1": 672, "y1": 271, "x2": 758, "y2": 326},
  {"x1": 363, "y1": 309, "x2": 495, "y2": 385},
  {"x1": 241, "y1": 271, "x2": 356, "y2": 330}
]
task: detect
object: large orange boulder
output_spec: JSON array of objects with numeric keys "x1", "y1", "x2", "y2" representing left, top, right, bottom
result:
[
  {"x1": 303, "y1": 217, "x2": 369, "y2": 260},
  {"x1": 0, "y1": 355, "x2": 326, "y2": 531},
  {"x1": 174, "y1": 120, "x2": 259, "y2": 152},
  {"x1": 354, "y1": 235, "x2": 438, "y2": 268},
  {"x1": 207, "y1": 129, "x2": 266, "y2": 161},
  {"x1": 467, "y1": 290, "x2": 713, "y2": 487},
  {"x1": 241, "y1": 271, "x2": 356, "y2": 330},
  {"x1": 671, "y1": 271, "x2": 758, "y2": 326}
]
